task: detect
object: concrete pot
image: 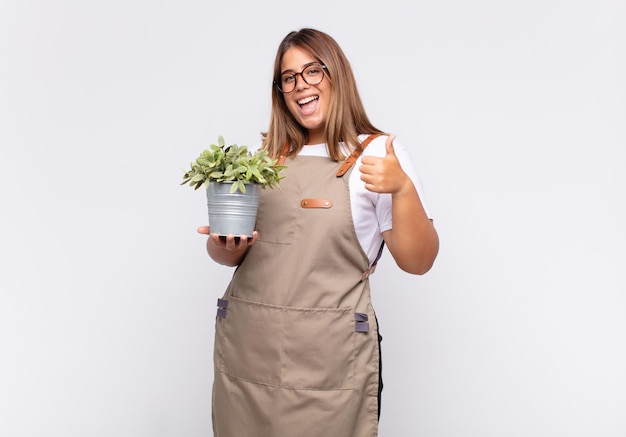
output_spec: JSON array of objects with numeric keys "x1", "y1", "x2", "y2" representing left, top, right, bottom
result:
[{"x1": 206, "y1": 182, "x2": 260, "y2": 238}]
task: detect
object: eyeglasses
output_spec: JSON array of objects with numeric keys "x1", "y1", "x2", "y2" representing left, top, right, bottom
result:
[{"x1": 275, "y1": 63, "x2": 327, "y2": 93}]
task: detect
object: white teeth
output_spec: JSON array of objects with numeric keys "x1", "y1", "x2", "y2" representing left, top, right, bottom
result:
[{"x1": 298, "y1": 96, "x2": 317, "y2": 105}]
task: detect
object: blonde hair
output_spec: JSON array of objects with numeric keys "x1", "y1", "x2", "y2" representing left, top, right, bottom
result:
[{"x1": 262, "y1": 28, "x2": 383, "y2": 161}]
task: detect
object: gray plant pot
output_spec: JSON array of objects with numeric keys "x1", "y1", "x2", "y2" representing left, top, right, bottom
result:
[{"x1": 206, "y1": 182, "x2": 261, "y2": 238}]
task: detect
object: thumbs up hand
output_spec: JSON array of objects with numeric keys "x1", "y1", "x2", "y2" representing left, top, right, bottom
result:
[{"x1": 359, "y1": 134, "x2": 411, "y2": 195}]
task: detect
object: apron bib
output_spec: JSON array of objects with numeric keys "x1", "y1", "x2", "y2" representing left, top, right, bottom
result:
[{"x1": 212, "y1": 136, "x2": 381, "y2": 437}]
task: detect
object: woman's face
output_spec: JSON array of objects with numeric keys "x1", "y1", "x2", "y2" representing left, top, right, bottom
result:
[{"x1": 279, "y1": 47, "x2": 331, "y2": 145}]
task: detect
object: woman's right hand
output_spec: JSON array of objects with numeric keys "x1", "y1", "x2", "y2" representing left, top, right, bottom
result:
[{"x1": 197, "y1": 226, "x2": 258, "y2": 266}]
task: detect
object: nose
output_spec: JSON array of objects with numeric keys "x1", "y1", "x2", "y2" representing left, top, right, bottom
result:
[{"x1": 294, "y1": 72, "x2": 308, "y2": 90}]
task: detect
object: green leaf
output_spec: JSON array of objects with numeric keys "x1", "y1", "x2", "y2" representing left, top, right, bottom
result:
[{"x1": 181, "y1": 134, "x2": 286, "y2": 191}]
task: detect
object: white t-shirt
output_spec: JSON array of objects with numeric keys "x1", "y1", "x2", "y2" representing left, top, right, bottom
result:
[{"x1": 250, "y1": 134, "x2": 433, "y2": 265}]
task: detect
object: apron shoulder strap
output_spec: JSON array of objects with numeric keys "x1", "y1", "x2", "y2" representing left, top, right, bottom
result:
[
  {"x1": 336, "y1": 133, "x2": 384, "y2": 177},
  {"x1": 277, "y1": 142, "x2": 290, "y2": 166},
  {"x1": 277, "y1": 133, "x2": 385, "y2": 173},
  {"x1": 361, "y1": 241, "x2": 386, "y2": 280}
]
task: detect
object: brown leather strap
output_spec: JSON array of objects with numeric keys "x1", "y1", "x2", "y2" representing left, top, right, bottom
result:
[
  {"x1": 278, "y1": 134, "x2": 384, "y2": 172},
  {"x1": 336, "y1": 133, "x2": 384, "y2": 177},
  {"x1": 277, "y1": 142, "x2": 290, "y2": 165},
  {"x1": 301, "y1": 198, "x2": 333, "y2": 209}
]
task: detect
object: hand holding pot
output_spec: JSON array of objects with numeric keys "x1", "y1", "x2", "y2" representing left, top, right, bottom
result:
[{"x1": 197, "y1": 226, "x2": 258, "y2": 267}]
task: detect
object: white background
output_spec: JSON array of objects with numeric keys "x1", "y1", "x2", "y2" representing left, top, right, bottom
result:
[{"x1": 1, "y1": 1, "x2": 624, "y2": 436}]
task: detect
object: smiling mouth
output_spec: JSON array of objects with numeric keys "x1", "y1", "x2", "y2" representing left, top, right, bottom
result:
[{"x1": 298, "y1": 96, "x2": 318, "y2": 106}]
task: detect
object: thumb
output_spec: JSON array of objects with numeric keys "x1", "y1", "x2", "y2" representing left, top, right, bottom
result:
[{"x1": 385, "y1": 134, "x2": 397, "y2": 157}]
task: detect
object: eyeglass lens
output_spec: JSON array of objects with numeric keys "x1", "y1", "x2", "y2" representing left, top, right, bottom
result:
[{"x1": 278, "y1": 64, "x2": 325, "y2": 93}]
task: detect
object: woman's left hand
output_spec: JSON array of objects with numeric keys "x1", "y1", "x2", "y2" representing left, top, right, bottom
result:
[{"x1": 359, "y1": 134, "x2": 412, "y2": 195}]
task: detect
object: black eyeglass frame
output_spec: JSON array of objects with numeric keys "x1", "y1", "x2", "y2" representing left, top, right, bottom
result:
[{"x1": 274, "y1": 63, "x2": 328, "y2": 93}]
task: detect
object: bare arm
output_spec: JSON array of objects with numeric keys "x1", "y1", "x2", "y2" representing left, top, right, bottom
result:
[
  {"x1": 197, "y1": 226, "x2": 258, "y2": 267},
  {"x1": 381, "y1": 184, "x2": 439, "y2": 275},
  {"x1": 359, "y1": 135, "x2": 439, "y2": 275}
]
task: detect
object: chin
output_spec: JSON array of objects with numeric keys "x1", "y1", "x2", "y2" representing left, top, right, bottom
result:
[{"x1": 301, "y1": 119, "x2": 324, "y2": 131}]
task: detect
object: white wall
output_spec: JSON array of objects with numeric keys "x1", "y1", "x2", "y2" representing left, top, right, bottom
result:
[{"x1": 1, "y1": 1, "x2": 624, "y2": 436}]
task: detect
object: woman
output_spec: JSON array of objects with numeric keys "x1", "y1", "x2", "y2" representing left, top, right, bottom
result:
[{"x1": 198, "y1": 28, "x2": 439, "y2": 437}]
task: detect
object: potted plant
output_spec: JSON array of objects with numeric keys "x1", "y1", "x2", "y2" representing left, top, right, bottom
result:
[{"x1": 181, "y1": 135, "x2": 285, "y2": 237}]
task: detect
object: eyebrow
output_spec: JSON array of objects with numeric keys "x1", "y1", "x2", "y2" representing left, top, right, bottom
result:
[{"x1": 280, "y1": 61, "x2": 318, "y2": 75}]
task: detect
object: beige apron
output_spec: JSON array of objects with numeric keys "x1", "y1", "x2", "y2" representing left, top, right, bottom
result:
[{"x1": 212, "y1": 135, "x2": 382, "y2": 437}]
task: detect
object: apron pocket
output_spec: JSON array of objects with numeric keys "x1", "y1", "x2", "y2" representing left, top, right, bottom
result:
[
  {"x1": 218, "y1": 297, "x2": 355, "y2": 390},
  {"x1": 281, "y1": 306, "x2": 355, "y2": 390},
  {"x1": 256, "y1": 183, "x2": 300, "y2": 245},
  {"x1": 218, "y1": 297, "x2": 283, "y2": 387}
]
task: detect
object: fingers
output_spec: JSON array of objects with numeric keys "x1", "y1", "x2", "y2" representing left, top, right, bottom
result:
[
  {"x1": 360, "y1": 133, "x2": 396, "y2": 167},
  {"x1": 385, "y1": 134, "x2": 397, "y2": 156},
  {"x1": 208, "y1": 232, "x2": 258, "y2": 251},
  {"x1": 198, "y1": 226, "x2": 257, "y2": 246},
  {"x1": 358, "y1": 134, "x2": 408, "y2": 194},
  {"x1": 249, "y1": 230, "x2": 259, "y2": 245}
]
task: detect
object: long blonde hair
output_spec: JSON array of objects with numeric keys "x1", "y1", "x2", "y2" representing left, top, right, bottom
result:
[{"x1": 262, "y1": 28, "x2": 383, "y2": 161}]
